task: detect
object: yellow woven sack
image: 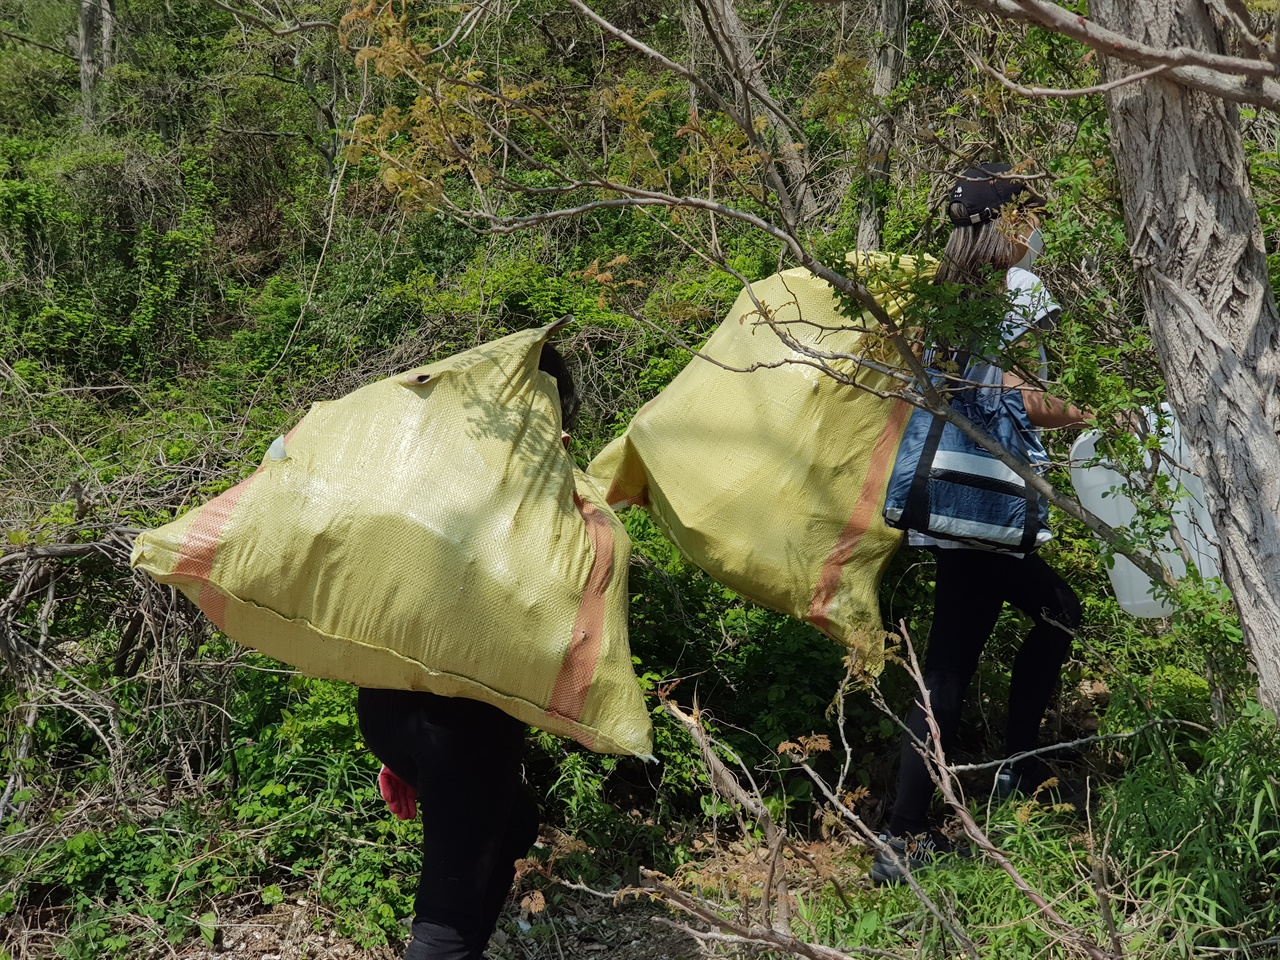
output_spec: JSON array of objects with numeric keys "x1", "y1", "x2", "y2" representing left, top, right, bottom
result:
[
  {"x1": 131, "y1": 325, "x2": 652, "y2": 758},
  {"x1": 589, "y1": 253, "x2": 934, "y2": 667}
]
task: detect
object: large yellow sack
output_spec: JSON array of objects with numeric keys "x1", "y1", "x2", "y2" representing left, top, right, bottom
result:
[
  {"x1": 589, "y1": 253, "x2": 934, "y2": 667},
  {"x1": 132, "y1": 325, "x2": 652, "y2": 758}
]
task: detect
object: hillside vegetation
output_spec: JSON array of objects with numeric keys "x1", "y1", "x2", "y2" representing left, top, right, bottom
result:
[{"x1": 2, "y1": 1, "x2": 1278, "y2": 958}]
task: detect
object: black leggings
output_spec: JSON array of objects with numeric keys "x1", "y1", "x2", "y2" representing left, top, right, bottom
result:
[
  {"x1": 357, "y1": 688, "x2": 540, "y2": 960},
  {"x1": 888, "y1": 548, "x2": 1081, "y2": 836}
]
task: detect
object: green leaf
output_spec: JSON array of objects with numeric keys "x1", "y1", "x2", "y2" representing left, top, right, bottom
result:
[{"x1": 198, "y1": 911, "x2": 217, "y2": 946}]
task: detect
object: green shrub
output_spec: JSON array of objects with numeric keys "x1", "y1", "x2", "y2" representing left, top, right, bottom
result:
[{"x1": 1106, "y1": 704, "x2": 1280, "y2": 949}]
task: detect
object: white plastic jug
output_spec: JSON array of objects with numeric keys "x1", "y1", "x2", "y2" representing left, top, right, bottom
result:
[{"x1": 1069, "y1": 406, "x2": 1221, "y2": 617}]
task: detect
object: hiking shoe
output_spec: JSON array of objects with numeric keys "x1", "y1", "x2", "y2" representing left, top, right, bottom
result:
[
  {"x1": 868, "y1": 832, "x2": 955, "y2": 886},
  {"x1": 994, "y1": 763, "x2": 1088, "y2": 807}
]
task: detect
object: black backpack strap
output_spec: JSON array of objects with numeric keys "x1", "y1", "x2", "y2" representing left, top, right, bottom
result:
[
  {"x1": 1017, "y1": 481, "x2": 1041, "y2": 553},
  {"x1": 901, "y1": 409, "x2": 946, "y2": 533}
]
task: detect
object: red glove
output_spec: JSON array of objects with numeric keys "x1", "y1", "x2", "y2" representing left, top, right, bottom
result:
[{"x1": 378, "y1": 765, "x2": 417, "y2": 821}]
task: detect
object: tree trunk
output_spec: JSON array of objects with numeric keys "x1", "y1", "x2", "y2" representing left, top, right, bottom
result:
[
  {"x1": 1094, "y1": 0, "x2": 1280, "y2": 715},
  {"x1": 702, "y1": 0, "x2": 818, "y2": 225},
  {"x1": 77, "y1": 0, "x2": 102, "y2": 128},
  {"x1": 857, "y1": 0, "x2": 908, "y2": 251},
  {"x1": 100, "y1": 0, "x2": 115, "y2": 73}
]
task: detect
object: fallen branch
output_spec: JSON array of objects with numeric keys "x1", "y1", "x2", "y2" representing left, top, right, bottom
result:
[{"x1": 947, "y1": 718, "x2": 1212, "y2": 773}]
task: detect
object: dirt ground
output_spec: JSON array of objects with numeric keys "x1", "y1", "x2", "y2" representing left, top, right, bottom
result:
[
  {"x1": 183, "y1": 890, "x2": 700, "y2": 960},
  {"x1": 1, "y1": 886, "x2": 707, "y2": 960}
]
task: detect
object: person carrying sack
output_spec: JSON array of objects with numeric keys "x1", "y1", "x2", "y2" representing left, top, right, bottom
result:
[
  {"x1": 131, "y1": 324, "x2": 650, "y2": 949},
  {"x1": 871, "y1": 164, "x2": 1094, "y2": 886},
  {"x1": 357, "y1": 344, "x2": 578, "y2": 960}
]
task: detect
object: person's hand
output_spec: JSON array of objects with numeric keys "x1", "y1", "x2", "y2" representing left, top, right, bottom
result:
[
  {"x1": 1115, "y1": 408, "x2": 1146, "y2": 433},
  {"x1": 378, "y1": 765, "x2": 417, "y2": 821}
]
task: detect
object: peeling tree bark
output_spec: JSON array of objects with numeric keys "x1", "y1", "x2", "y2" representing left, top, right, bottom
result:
[{"x1": 1094, "y1": 0, "x2": 1280, "y2": 715}]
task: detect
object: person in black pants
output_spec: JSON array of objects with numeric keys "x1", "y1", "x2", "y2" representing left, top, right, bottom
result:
[
  {"x1": 884, "y1": 550, "x2": 1082, "y2": 839},
  {"x1": 871, "y1": 165, "x2": 1093, "y2": 885},
  {"x1": 357, "y1": 689, "x2": 540, "y2": 960},
  {"x1": 357, "y1": 343, "x2": 580, "y2": 956}
]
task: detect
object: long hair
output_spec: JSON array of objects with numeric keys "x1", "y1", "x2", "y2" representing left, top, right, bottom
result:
[
  {"x1": 924, "y1": 202, "x2": 1029, "y2": 369},
  {"x1": 933, "y1": 201, "x2": 1023, "y2": 290}
]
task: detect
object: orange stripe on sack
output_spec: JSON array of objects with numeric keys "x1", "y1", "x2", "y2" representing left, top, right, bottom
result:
[
  {"x1": 547, "y1": 494, "x2": 616, "y2": 726},
  {"x1": 806, "y1": 399, "x2": 912, "y2": 634},
  {"x1": 170, "y1": 419, "x2": 303, "y2": 631},
  {"x1": 604, "y1": 481, "x2": 649, "y2": 511},
  {"x1": 171, "y1": 475, "x2": 259, "y2": 631}
]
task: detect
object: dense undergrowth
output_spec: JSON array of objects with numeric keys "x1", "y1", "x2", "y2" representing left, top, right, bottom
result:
[{"x1": 2, "y1": 1, "x2": 1279, "y2": 958}]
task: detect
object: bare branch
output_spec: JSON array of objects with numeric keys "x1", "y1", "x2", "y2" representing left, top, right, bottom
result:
[
  {"x1": 1002, "y1": 0, "x2": 1272, "y2": 78},
  {"x1": 797, "y1": 757, "x2": 979, "y2": 956},
  {"x1": 964, "y1": 0, "x2": 1280, "y2": 112},
  {"x1": 565, "y1": 0, "x2": 742, "y2": 128},
  {"x1": 975, "y1": 55, "x2": 1172, "y2": 99},
  {"x1": 566, "y1": 0, "x2": 811, "y2": 226},
  {"x1": 1088, "y1": 818, "x2": 1125, "y2": 959},
  {"x1": 425, "y1": 1, "x2": 495, "y2": 57},
  {"x1": 0, "y1": 28, "x2": 76, "y2": 60},
  {"x1": 661, "y1": 697, "x2": 793, "y2": 934},
  {"x1": 947, "y1": 718, "x2": 1212, "y2": 773},
  {"x1": 688, "y1": 0, "x2": 813, "y2": 183},
  {"x1": 650, "y1": 903, "x2": 905, "y2": 959},
  {"x1": 198, "y1": 0, "x2": 337, "y2": 36},
  {"x1": 1203, "y1": 0, "x2": 1267, "y2": 59},
  {"x1": 0, "y1": 542, "x2": 106, "y2": 569}
]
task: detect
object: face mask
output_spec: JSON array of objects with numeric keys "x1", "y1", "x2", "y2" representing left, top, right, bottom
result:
[{"x1": 1015, "y1": 226, "x2": 1043, "y2": 270}]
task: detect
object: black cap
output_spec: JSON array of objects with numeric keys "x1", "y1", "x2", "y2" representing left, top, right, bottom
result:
[{"x1": 948, "y1": 163, "x2": 1044, "y2": 226}]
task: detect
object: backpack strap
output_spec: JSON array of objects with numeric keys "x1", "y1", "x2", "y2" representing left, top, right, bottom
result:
[
  {"x1": 900, "y1": 409, "x2": 946, "y2": 534},
  {"x1": 1016, "y1": 482, "x2": 1042, "y2": 553}
]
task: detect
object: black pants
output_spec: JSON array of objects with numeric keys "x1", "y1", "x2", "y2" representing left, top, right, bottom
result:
[
  {"x1": 887, "y1": 548, "x2": 1081, "y2": 836},
  {"x1": 357, "y1": 688, "x2": 540, "y2": 960}
]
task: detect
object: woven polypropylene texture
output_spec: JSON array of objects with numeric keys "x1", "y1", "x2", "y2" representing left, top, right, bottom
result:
[
  {"x1": 588, "y1": 253, "x2": 934, "y2": 668},
  {"x1": 131, "y1": 326, "x2": 652, "y2": 757}
]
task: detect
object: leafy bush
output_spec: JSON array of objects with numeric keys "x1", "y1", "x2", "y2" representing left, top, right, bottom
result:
[{"x1": 1107, "y1": 703, "x2": 1280, "y2": 950}]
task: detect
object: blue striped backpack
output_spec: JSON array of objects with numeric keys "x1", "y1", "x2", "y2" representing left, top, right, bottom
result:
[{"x1": 882, "y1": 372, "x2": 1051, "y2": 553}]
